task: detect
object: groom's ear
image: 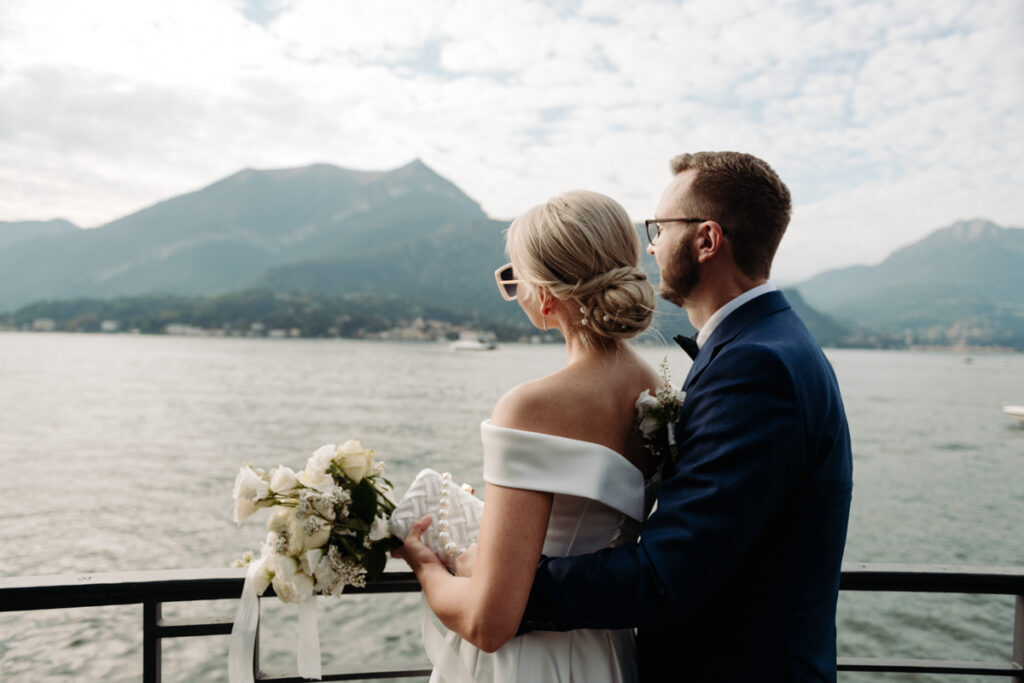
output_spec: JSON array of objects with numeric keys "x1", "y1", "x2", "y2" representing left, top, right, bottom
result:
[{"x1": 695, "y1": 220, "x2": 726, "y2": 263}]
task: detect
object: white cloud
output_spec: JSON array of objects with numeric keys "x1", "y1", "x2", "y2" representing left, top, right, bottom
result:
[{"x1": 0, "y1": 0, "x2": 1021, "y2": 282}]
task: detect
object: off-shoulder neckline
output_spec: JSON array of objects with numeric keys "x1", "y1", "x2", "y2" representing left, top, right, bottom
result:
[{"x1": 480, "y1": 419, "x2": 644, "y2": 477}]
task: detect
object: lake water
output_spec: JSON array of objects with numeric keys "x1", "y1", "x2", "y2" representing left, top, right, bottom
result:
[{"x1": 0, "y1": 333, "x2": 1022, "y2": 681}]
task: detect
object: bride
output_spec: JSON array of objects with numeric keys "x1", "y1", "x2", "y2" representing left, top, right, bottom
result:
[{"x1": 394, "y1": 190, "x2": 666, "y2": 683}]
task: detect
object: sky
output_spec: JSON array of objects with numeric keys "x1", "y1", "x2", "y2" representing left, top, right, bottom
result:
[{"x1": 1, "y1": 0, "x2": 1022, "y2": 282}]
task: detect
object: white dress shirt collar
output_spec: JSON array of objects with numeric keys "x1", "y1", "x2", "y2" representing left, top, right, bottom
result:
[{"x1": 696, "y1": 282, "x2": 777, "y2": 348}]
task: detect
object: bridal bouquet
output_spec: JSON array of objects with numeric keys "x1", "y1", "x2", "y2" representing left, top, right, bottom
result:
[{"x1": 228, "y1": 439, "x2": 401, "y2": 682}]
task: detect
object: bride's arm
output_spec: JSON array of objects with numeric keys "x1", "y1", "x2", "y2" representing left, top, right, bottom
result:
[
  {"x1": 397, "y1": 383, "x2": 555, "y2": 652},
  {"x1": 402, "y1": 483, "x2": 552, "y2": 652}
]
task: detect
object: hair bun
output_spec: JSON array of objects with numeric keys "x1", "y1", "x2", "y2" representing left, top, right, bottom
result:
[{"x1": 576, "y1": 266, "x2": 655, "y2": 340}]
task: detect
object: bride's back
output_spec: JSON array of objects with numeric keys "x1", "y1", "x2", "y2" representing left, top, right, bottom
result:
[{"x1": 490, "y1": 346, "x2": 663, "y2": 477}]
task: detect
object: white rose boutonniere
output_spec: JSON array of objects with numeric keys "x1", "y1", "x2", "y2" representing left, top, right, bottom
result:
[{"x1": 635, "y1": 358, "x2": 686, "y2": 463}]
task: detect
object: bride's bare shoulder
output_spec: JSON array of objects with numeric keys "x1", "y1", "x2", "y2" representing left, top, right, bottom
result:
[{"x1": 490, "y1": 373, "x2": 581, "y2": 434}]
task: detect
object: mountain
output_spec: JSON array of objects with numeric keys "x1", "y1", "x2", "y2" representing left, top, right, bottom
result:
[
  {"x1": 796, "y1": 219, "x2": 1024, "y2": 348},
  {"x1": 0, "y1": 160, "x2": 509, "y2": 316},
  {"x1": 6, "y1": 161, "x2": 993, "y2": 348},
  {"x1": 0, "y1": 219, "x2": 78, "y2": 250}
]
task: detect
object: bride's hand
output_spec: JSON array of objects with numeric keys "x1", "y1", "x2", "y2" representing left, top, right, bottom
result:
[
  {"x1": 454, "y1": 543, "x2": 477, "y2": 578},
  {"x1": 391, "y1": 514, "x2": 447, "y2": 573}
]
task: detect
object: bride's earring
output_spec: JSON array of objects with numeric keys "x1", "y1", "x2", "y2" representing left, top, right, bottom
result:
[{"x1": 541, "y1": 306, "x2": 549, "y2": 331}]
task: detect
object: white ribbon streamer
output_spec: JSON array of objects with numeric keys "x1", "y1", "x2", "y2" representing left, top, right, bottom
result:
[
  {"x1": 420, "y1": 595, "x2": 478, "y2": 683},
  {"x1": 297, "y1": 597, "x2": 323, "y2": 680},
  {"x1": 228, "y1": 562, "x2": 260, "y2": 683}
]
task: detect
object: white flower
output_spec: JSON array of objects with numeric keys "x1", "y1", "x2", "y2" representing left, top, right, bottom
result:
[
  {"x1": 297, "y1": 488, "x2": 338, "y2": 521},
  {"x1": 266, "y1": 554, "x2": 314, "y2": 603},
  {"x1": 368, "y1": 514, "x2": 390, "y2": 542},
  {"x1": 638, "y1": 415, "x2": 661, "y2": 438},
  {"x1": 635, "y1": 389, "x2": 660, "y2": 413},
  {"x1": 233, "y1": 465, "x2": 270, "y2": 502},
  {"x1": 289, "y1": 514, "x2": 331, "y2": 554},
  {"x1": 300, "y1": 548, "x2": 323, "y2": 576},
  {"x1": 262, "y1": 531, "x2": 287, "y2": 556},
  {"x1": 309, "y1": 444, "x2": 336, "y2": 471},
  {"x1": 313, "y1": 554, "x2": 341, "y2": 595},
  {"x1": 266, "y1": 506, "x2": 296, "y2": 535},
  {"x1": 251, "y1": 555, "x2": 273, "y2": 595},
  {"x1": 231, "y1": 550, "x2": 256, "y2": 568},
  {"x1": 299, "y1": 444, "x2": 337, "y2": 491},
  {"x1": 336, "y1": 439, "x2": 374, "y2": 484},
  {"x1": 233, "y1": 496, "x2": 260, "y2": 525},
  {"x1": 269, "y1": 465, "x2": 298, "y2": 493}
]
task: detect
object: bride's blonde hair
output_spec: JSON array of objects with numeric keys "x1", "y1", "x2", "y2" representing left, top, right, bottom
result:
[{"x1": 506, "y1": 190, "x2": 655, "y2": 349}]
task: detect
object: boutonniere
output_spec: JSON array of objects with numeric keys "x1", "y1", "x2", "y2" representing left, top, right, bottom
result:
[{"x1": 635, "y1": 358, "x2": 686, "y2": 462}]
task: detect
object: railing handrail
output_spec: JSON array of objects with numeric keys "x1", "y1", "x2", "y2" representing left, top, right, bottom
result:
[
  {"x1": 0, "y1": 565, "x2": 419, "y2": 612},
  {"x1": 2, "y1": 562, "x2": 1022, "y2": 681},
  {"x1": 4, "y1": 561, "x2": 1024, "y2": 612}
]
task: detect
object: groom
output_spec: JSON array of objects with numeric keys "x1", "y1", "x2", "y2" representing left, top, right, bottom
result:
[{"x1": 520, "y1": 152, "x2": 853, "y2": 681}]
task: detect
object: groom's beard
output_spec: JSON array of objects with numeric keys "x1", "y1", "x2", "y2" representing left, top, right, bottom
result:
[{"x1": 657, "y1": 240, "x2": 702, "y2": 307}]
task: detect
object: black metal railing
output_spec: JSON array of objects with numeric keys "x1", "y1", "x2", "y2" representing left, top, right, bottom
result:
[
  {"x1": 837, "y1": 563, "x2": 1024, "y2": 679},
  {"x1": 1, "y1": 563, "x2": 1022, "y2": 681}
]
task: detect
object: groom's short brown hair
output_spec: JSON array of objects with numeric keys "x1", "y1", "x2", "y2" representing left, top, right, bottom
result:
[{"x1": 670, "y1": 151, "x2": 791, "y2": 279}]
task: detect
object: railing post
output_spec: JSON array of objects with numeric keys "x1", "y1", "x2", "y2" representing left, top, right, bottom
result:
[
  {"x1": 1013, "y1": 594, "x2": 1023, "y2": 681},
  {"x1": 143, "y1": 600, "x2": 162, "y2": 683}
]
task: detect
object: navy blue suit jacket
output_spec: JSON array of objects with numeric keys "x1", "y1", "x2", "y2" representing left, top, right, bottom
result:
[{"x1": 522, "y1": 291, "x2": 853, "y2": 682}]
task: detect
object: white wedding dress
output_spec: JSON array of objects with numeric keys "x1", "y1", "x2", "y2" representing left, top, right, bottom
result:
[{"x1": 424, "y1": 419, "x2": 655, "y2": 683}]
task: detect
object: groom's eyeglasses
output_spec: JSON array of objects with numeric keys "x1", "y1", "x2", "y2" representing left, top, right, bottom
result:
[
  {"x1": 644, "y1": 218, "x2": 714, "y2": 245},
  {"x1": 494, "y1": 263, "x2": 522, "y2": 301}
]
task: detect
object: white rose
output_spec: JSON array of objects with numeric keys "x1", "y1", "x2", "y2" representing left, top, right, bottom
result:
[
  {"x1": 299, "y1": 466, "x2": 335, "y2": 492},
  {"x1": 266, "y1": 506, "x2": 295, "y2": 535},
  {"x1": 267, "y1": 554, "x2": 313, "y2": 603},
  {"x1": 336, "y1": 440, "x2": 374, "y2": 484},
  {"x1": 270, "y1": 466, "x2": 298, "y2": 493},
  {"x1": 288, "y1": 514, "x2": 330, "y2": 555},
  {"x1": 635, "y1": 389, "x2": 659, "y2": 413},
  {"x1": 233, "y1": 465, "x2": 270, "y2": 502}
]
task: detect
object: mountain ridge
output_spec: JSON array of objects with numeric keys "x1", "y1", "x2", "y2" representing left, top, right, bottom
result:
[
  {"x1": 795, "y1": 218, "x2": 1024, "y2": 347},
  {"x1": 1, "y1": 164, "x2": 1020, "y2": 347}
]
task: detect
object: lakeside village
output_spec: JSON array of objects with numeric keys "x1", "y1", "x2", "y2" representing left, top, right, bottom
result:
[{"x1": 5, "y1": 315, "x2": 556, "y2": 346}]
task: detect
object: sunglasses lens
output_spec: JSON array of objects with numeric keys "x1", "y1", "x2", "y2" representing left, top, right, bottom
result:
[{"x1": 501, "y1": 267, "x2": 517, "y2": 299}]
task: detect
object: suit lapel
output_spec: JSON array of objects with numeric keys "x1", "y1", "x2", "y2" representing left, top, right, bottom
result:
[{"x1": 682, "y1": 290, "x2": 792, "y2": 389}]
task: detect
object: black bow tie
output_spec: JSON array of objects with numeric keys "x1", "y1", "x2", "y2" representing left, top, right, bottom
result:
[{"x1": 674, "y1": 334, "x2": 699, "y2": 360}]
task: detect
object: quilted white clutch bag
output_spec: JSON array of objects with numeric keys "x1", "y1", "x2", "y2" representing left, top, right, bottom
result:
[{"x1": 389, "y1": 468, "x2": 485, "y2": 573}]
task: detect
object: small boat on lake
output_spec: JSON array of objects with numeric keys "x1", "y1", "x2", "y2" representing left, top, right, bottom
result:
[
  {"x1": 1002, "y1": 405, "x2": 1024, "y2": 423},
  {"x1": 450, "y1": 331, "x2": 497, "y2": 351}
]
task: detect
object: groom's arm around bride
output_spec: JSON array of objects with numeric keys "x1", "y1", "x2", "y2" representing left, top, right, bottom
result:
[{"x1": 521, "y1": 152, "x2": 854, "y2": 682}]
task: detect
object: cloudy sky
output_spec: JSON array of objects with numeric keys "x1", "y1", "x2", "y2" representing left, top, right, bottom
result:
[{"x1": 1, "y1": 0, "x2": 1022, "y2": 282}]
